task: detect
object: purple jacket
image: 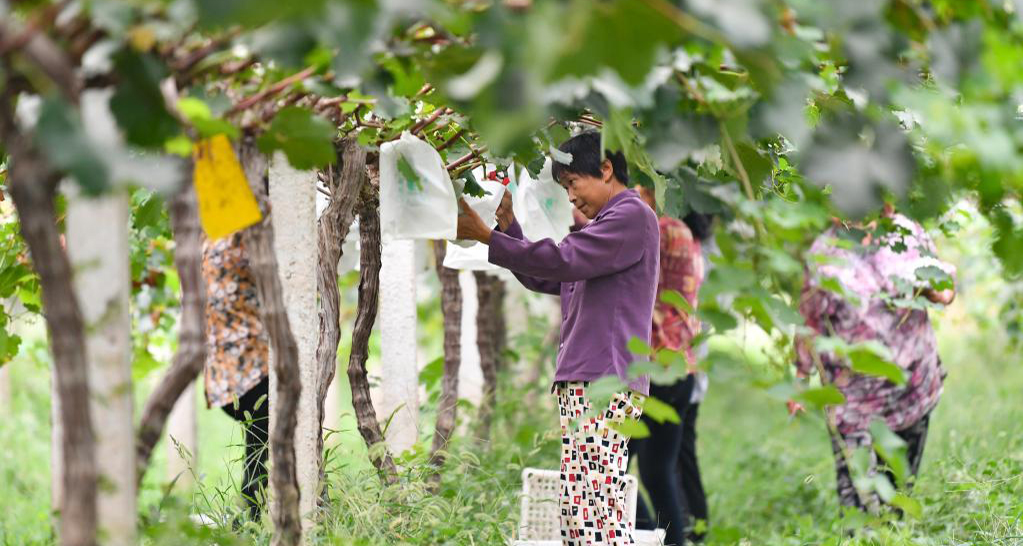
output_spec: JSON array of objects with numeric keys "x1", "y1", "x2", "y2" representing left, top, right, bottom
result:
[{"x1": 488, "y1": 190, "x2": 659, "y2": 395}]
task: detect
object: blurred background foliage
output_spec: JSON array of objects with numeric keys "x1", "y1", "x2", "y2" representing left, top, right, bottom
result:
[{"x1": 2, "y1": 0, "x2": 1023, "y2": 543}]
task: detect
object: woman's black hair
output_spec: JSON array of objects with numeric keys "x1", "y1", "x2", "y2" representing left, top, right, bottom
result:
[
  {"x1": 550, "y1": 131, "x2": 629, "y2": 184},
  {"x1": 683, "y1": 211, "x2": 714, "y2": 242}
]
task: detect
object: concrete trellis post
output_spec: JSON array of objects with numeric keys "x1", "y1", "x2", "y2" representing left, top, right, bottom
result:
[
  {"x1": 458, "y1": 271, "x2": 483, "y2": 406},
  {"x1": 166, "y1": 382, "x2": 198, "y2": 489},
  {"x1": 268, "y1": 153, "x2": 320, "y2": 531},
  {"x1": 378, "y1": 239, "x2": 420, "y2": 454},
  {"x1": 66, "y1": 192, "x2": 135, "y2": 546}
]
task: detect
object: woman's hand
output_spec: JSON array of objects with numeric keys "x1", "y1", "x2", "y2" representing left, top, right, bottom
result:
[
  {"x1": 572, "y1": 207, "x2": 588, "y2": 226},
  {"x1": 495, "y1": 190, "x2": 515, "y2": 231},
  {"x1": 456, "y1": 199, "x2": 492, "y2": 244}
]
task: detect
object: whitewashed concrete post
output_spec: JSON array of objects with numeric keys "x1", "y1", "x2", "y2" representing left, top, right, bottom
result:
[
  {"x1": 268, "y1": 153, "x2": 320, "y2": 531},
  {"x1": 66, "y1": 193, "x2": 135, "y2": 546},
  {"x1": 458, "y1": 271, "x2": 483, "y2": 407},
  {"x1": 378, "y1": 239, "x2": 420, "y2": 454},
  {"x1": 166, "y1": 381, "x2": 198, "y2": 489}
]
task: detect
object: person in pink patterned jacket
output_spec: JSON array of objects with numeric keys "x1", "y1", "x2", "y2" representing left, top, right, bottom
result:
[{"x1": 796, "y1": 203, "x2": 956, "y2": 512}]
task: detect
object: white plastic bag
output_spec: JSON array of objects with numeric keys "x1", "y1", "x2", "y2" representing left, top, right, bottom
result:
[
  {"x1": 451, "y1": 178, "x2": 507, "y2": 248},
  {"x1": 379, "y1": 132, "x2": 458, "y2": 240},
  {"x1": 512, "y1": 159, "x2": 574, "y2": 243},
  {"x1": 443, "y1": 240, "x2": 501, "y2": 271}
]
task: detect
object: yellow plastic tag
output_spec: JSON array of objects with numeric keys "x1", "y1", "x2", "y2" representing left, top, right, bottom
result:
[{"x1": 193, "y1": 134, "x2": 263, "y2": 240}]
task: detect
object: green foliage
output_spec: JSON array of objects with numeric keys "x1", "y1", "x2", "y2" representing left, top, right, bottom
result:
[
  {"x1": 177, "y1": 98, "x2": 239, "y2": 140},
  {"x1": 626, "y1": 335, "x2": 654, "y2": 356},
  {"x1": 34, "y1": 98, "x2": 109, "y2": 194},
  {"x1": 256, "y1": 107, "x2": 337, "y2": 169},
  {"x1": 110, "y1": 48, "x2": 181, "y2": 149},
  {"x1": 0, "y1": 313, "x2": 22, "y2": 366},
  {"x1": 796, "y1": 385, "x2": 846, "y2": 408},
  {"x1": 459, "y1": 171, "x2": 487, "y2": 198},
  {"x1": 550, "y1": 0, "x2": 679, "y2": 85},
  {"x1": 4, "y1": 1, "x2": 1023, "y2": 543},
  {"x1": 869, "y1": 419, "x2": 910, "y2": 487},
  {"x1": 128, "y1": 189, "x2": 177, "y2": 381},
  {"x1": 610, "y1": 417, "x2": 650, "y2": 439},
  {"x1": 815, "y1": 337, "x2": 907, "y2": 385},
  {"x1": 602, "y1": 108, "x2": 668, "y2": 205},
  {"x1": 641, "y1": 395, "x2": 680, "y2": 424},
  {"x1": 660, "y1": 288, "x2": 693, "y2": 314},
  {"x1": 395, "y1": 155, "x2": 423, "y2": 192}
]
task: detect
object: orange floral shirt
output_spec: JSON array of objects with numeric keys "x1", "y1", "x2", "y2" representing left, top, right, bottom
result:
[
  {"x1": 201, "y1": 232, "x2": 270, "y2": 408},
  {"x1": 651, "y1": 217, "x2": 703, "y2": 368}
]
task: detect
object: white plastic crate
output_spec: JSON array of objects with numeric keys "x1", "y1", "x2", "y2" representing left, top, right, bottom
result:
[{"x1": 513, "y1": 468, "x2": 664, "y2": 545}]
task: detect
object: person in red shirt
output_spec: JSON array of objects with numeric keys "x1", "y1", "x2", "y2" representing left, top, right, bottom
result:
[{"x1": 629, "y1": 185, "x2": 710, "y2": 545}]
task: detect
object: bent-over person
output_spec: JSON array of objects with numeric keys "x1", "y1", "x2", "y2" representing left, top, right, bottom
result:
[{"x1": 797, "y1": 206, "x2": 955, "y2": 512}]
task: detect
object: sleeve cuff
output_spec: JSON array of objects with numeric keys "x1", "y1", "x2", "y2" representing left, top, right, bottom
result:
[
  {"x1": 499, "y1": 219, "x2": 525, "y2": 240},
  {"x1": 488, "y1": 229, "x2": 517, "y2": 268}
]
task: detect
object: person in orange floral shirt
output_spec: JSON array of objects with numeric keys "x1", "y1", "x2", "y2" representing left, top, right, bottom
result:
[{"x1": 202, "y1": 230, "x2": 270, "y2": 520}]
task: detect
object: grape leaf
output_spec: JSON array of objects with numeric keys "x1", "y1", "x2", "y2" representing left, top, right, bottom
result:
[
  {"x1": 34, "y1": 98, "x2": 109, "y2": 194},
  {"x1": 627, "y1": 336, "x2": 654, "y2": 356},
  {"x1": 642, "y1": 395, "x2": 681, "y2": 424},
  {"x1": 257, "y1": 107, "x2": 337, "y2": 170},
  {"x1": 796, "y1": 385, "x2": 846, "y2": 408},
  {"x1": 610, "y1": 417, "x2": 650, "y2": 439}
]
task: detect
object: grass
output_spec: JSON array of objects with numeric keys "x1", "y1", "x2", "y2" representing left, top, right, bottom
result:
[
  {"x1": 5, "y1": 313, "x2": 1022, "y2": 545},
  {"x1": 695, "y1": 326, "x2": 1023, "y2": 544}
]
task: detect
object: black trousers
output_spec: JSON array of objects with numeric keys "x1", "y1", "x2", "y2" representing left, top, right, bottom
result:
[
  {"x1": 629, "y1": 374, "x2": 703, "y2": 546},
  {"x1": 221, "y1": 377, "x2": 270, "y2": 520},
  {"x1": 678, "y1": 402, "x2": 708, "y2": 541},
  {"x1": 830, "y1": 412, "x2": 931, "y2": 512}
]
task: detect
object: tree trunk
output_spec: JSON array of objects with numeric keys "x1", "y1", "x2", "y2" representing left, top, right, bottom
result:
[
  {"x1": 429, "y1": 240, "x2": 462, "y2": 481},
  {"x1": 268, "y1": 152, "x2": 319, "y2": 532},
  {"x1": 12, "y1": 175, "x2": 97, "y2": 545},
  {"x1": 136, "y1": 183, "x2": 207, "y2": 484},
  {"x1": 346, "y1": 171, "x2": 398, "y2": 482},
  {"x1": 473, "y1": 272, "x2": 499, "y2": 442},
  {"x1": 238, "y1": 143, "x2": 303, "y2": 546},
  {"x1": 67, "y1": 192, "x2": 135, "y2": 546},
  {"x1": 1, "y1": 92, "x2": 97, "y2": 546},
  {"x1": 316, "y1": 140, "x2": 366, "y2": 487}
]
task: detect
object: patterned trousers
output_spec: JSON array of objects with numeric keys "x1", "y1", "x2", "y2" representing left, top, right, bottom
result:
[
  {"x1": 556, "y1": 382, "x2": 644, "y2": 546},
  {"x1": 829, "y1": 412, "x2": 932, "y2": 512}
]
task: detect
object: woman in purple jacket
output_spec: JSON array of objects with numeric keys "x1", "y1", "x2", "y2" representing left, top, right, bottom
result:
[{"x1": 458, "y1": 132, "x2": 660, "y2": 545}]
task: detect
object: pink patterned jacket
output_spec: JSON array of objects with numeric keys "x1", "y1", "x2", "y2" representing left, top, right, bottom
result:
[{"x1": 796, "y1": 214, "x2": 955, "y2": 434}]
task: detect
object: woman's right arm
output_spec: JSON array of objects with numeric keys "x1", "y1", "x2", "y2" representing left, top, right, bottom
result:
[{"x1": 496, "y1": 219, "x2": 562, "y2": 296}]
